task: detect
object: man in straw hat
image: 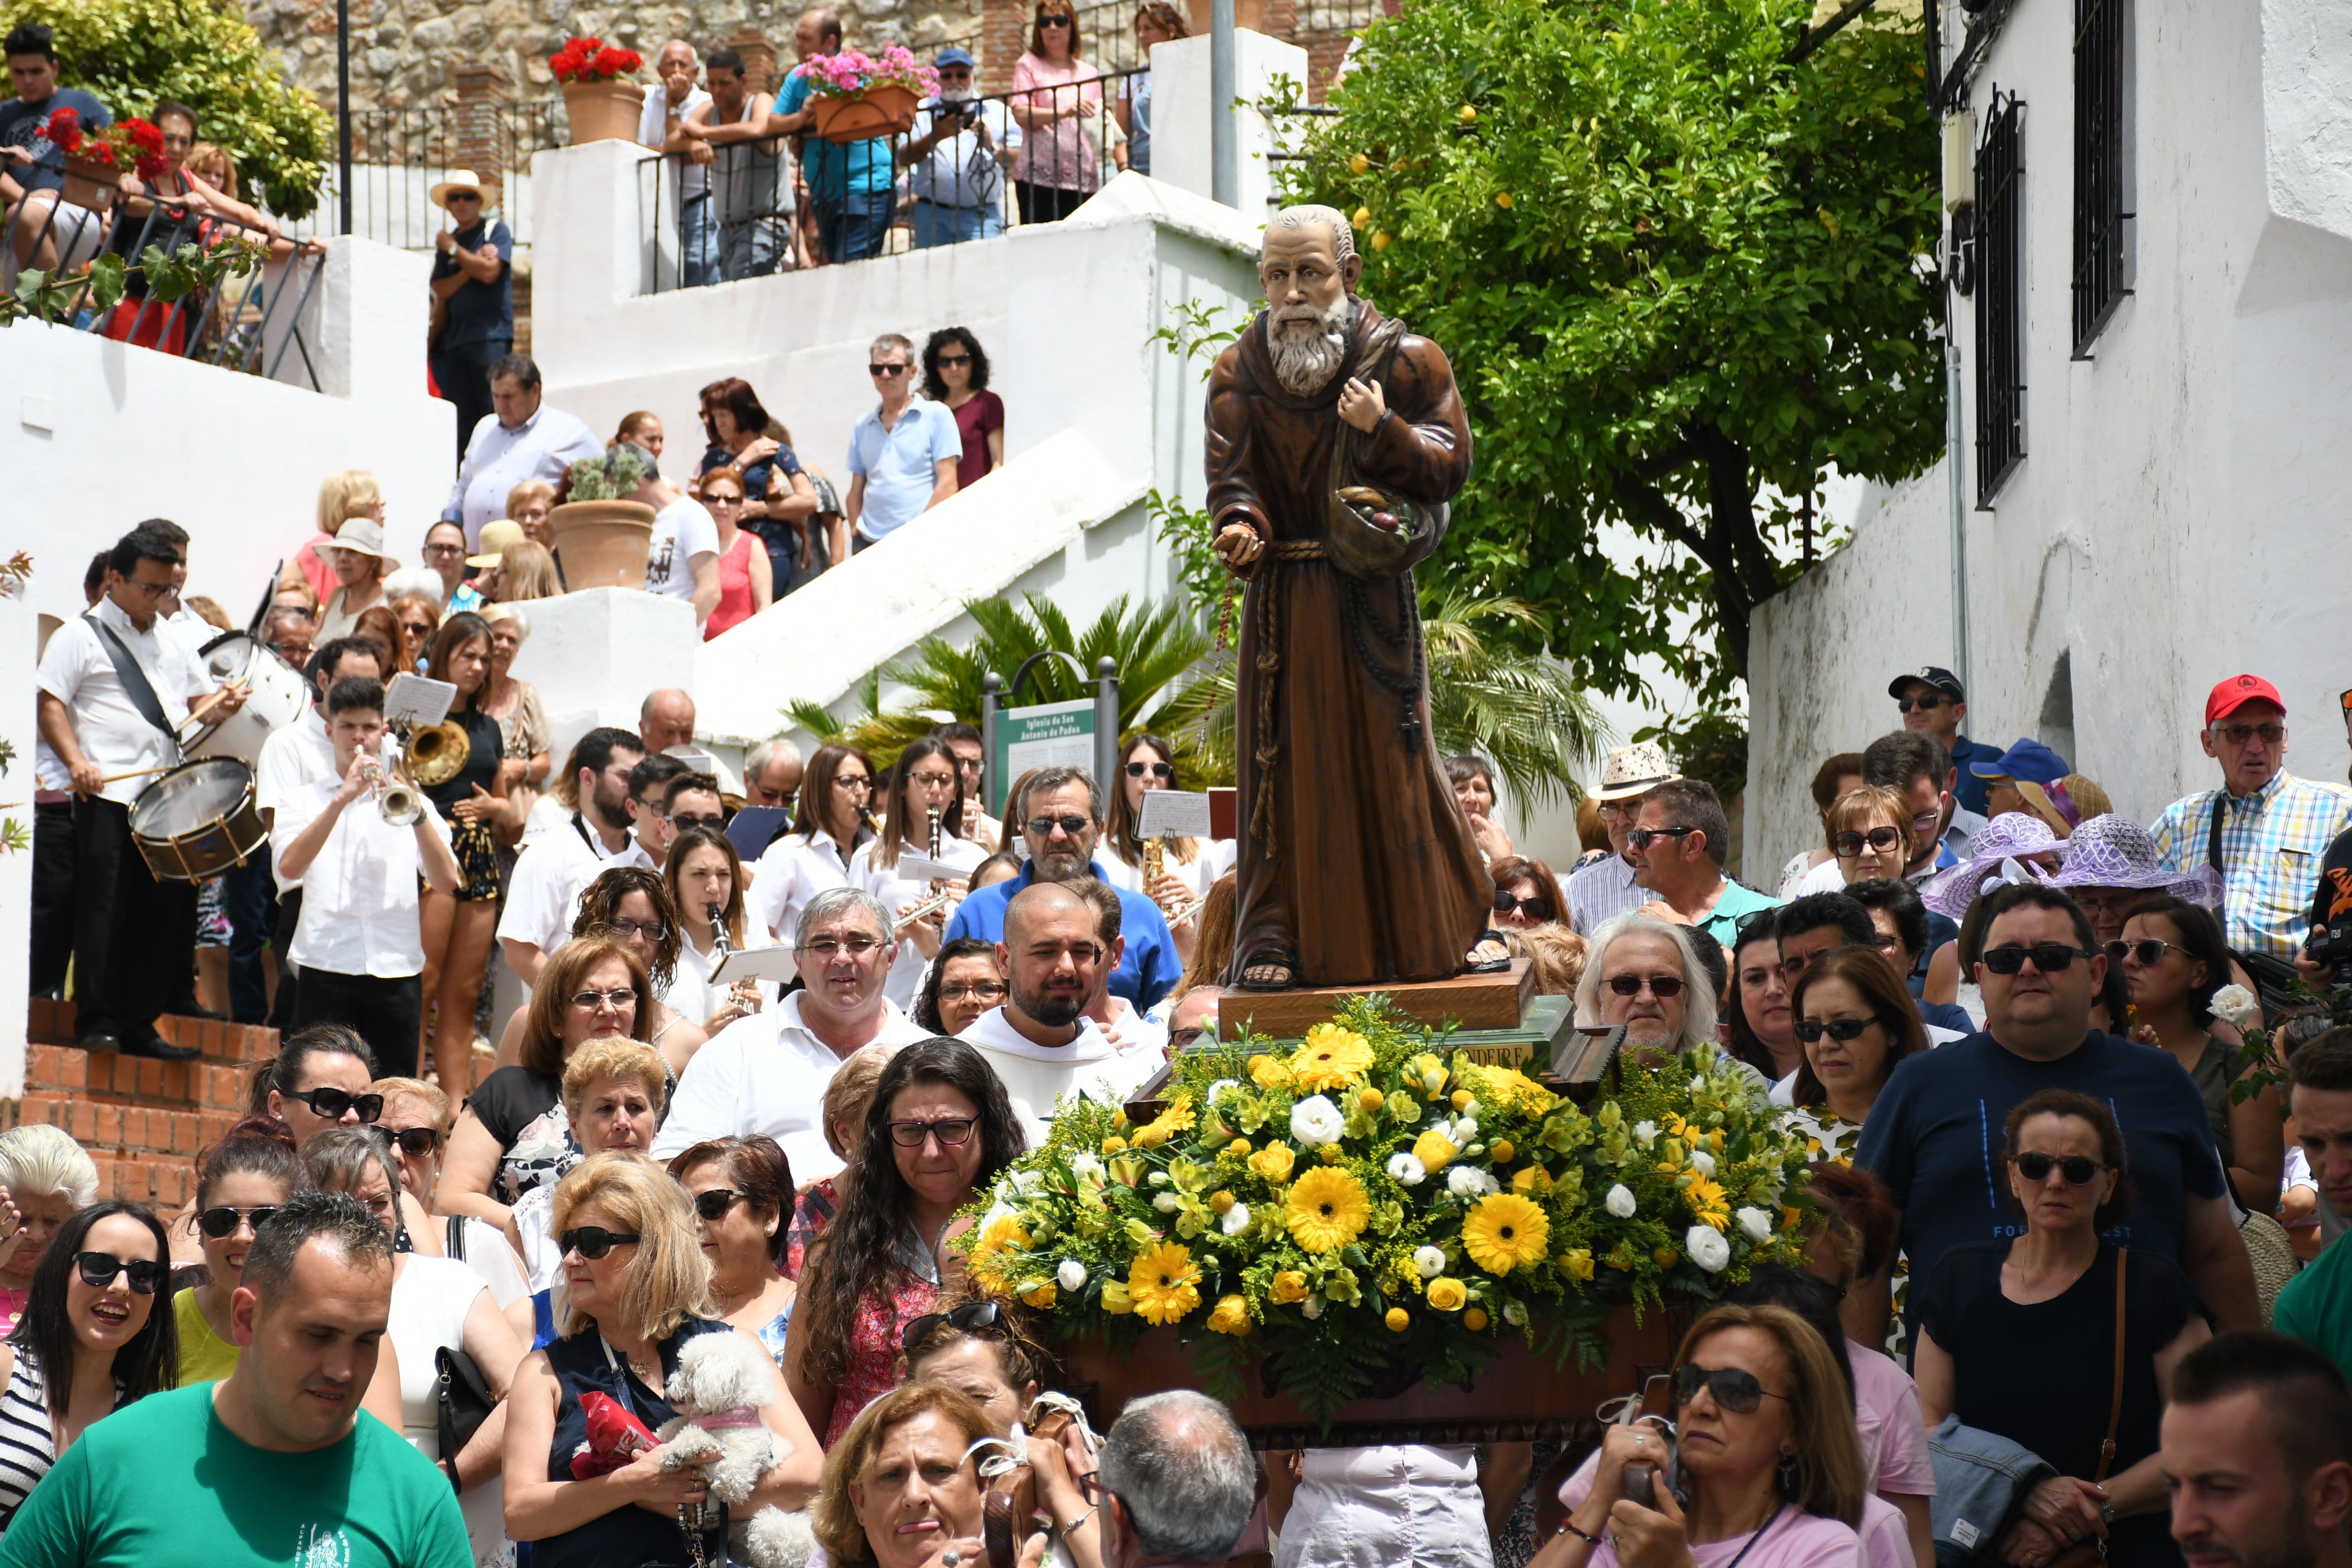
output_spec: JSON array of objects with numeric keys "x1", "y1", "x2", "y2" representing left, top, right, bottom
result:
[
  {"x1": 426, "y1": 168, "x2": 512, "y2": 465},
  {"x1": 1564, "y1": 741, "x2": 1680, "y2": 937}
]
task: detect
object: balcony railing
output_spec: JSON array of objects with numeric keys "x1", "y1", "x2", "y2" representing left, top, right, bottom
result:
[{"x1": 269, "y1": 101, "x2": 565, "y2": 251}]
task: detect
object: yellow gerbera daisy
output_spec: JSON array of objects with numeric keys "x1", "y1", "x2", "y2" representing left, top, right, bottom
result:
[
  {"x1": 1127, "y1": 1241, "x2": 1202, "y2": 1325},
  {"x1": 1290, "y1": 1024, "x2": 1375, "y2": 1090},
  {"x1": 1132, "y1": 1096, "x2": 1196, "y2": 1149},
  {"x1": 968, "y1": 1214, "x2": 1030, "y2": 1292},
  {"x1": 1284, "y1": 1166, "x2": 1371, "y2": 1254},
  {"x1": 1017, "y1": 1280, "x2": 1057, "y2": 1309},
  {"x1": 1688, "y1": 1176, "x2": 1731, "y2": 1231},
  {"x1": 1460, "y1": 1193, "x2": 1550, "y2": 1275}
]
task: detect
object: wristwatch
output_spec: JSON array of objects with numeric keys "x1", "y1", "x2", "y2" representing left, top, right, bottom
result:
[{"x1": 2099, "y1": 1503, "x2": 2117, "y2": 1529}]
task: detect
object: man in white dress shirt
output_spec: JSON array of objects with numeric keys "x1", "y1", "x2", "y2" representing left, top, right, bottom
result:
[
  {"x1": 652, "y1": 887, "x2": 927, "y2": 1179},
  {"x1": 270, "y1": 678, "x2": 462, "y2": 1079},
  {"x1": 961, "y1": 883, "x2": 1156, "y2": 1146},
  {"x1": 34, "y1": 528, "x2": 247, "y2": 1057},
  {"x1": 498, "y1": 726, "x2": 649, "y2": 986},
  {"x1": 440, "y1": 354, "x2": 603, "y2": 550},
  {"x1": 1565, "y1": 742, "x2": 1680, "y2": 937}
]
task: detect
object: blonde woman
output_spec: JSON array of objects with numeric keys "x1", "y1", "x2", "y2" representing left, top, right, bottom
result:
[
  {"x1": 314, "y1": 518, "x2": 399, "y2": 645},
  {"x1": 506, "y1": 479, "x2": 558, "y2": 548},
  {"x1": 481, "y1": 604, "x2": 553, "y2": 842},
  {"x1": 491, "y1": 540, "x2": 562, "y2": 603},
  {"x1": 509, "y1": 1037, "x2": 668, "y2": 1291},
  {"x1": 288, "y1": 470, "x2": 384, "y2": 604}
]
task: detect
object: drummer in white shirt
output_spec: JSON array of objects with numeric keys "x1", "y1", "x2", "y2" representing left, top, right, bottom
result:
[
  {"x1": 34, "y1": 527, "x2": 248, "y2": 1058},
  {"x1": 497, "y1": 725, "x2": 651, "y2": 987},
  {"x1": 1097, "y1": 733, "x2": 1235, "y2": 965},
  {"x1": 651, "y1": 888, "x2": 928, "y2": 1182},
  {"x1": 747, "y1": 743, "x2": 878, "y2": 948},
  {"x1": 851, "y1": 739, "x2": 988, "y2": 1010},
  {"x1": 960, "y1": 883, "x2": 1157, "y2": 1147},
  {"x1": 270, "y1": 677, "x2": 463, "y2": 1078}
]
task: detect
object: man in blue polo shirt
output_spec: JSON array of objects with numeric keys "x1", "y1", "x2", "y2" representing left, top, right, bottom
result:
[
  {"x1": 945, "y1": 764, "x2": 1181, "y2": 1011},
  {"x1": 845, "y1": 332, "x2": 961, "y2": 550},
  {"x1": 772, "y1": 6, "x2": 897, "y2": 262}
]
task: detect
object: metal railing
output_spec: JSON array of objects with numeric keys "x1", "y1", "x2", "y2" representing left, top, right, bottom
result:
[
  {"x1": 270, "y1": 101, "x2": 564, "y2": 250},
  {"x1": 1972, "y1": 91, "x2": 2026, "y2": 505},
  {"x1": 639, "y1": 71, "x2": 1140, "y2": 293},
  {"x1": 5, "y1": 192, "x2": 327, "y2": 388},
  {"x1": 2069, "y1": 0, "x2": 2130, "y2": 356}
]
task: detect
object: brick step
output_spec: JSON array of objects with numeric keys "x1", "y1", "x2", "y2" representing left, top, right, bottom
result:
[{"x1": 28, "y1": 997, "x2": 278, "y2": 1067}]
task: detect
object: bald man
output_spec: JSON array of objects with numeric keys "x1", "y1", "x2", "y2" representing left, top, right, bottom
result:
[
  {"x1": 959, "y1": 883, "x2": 1158, "y2": 1144},
  {"x1": 639, "y1": 689, "x2": 697, "y2": 753}
]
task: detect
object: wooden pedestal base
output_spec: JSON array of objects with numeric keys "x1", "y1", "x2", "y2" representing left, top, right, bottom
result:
[{"x1": 1215, "y1": 959, "x2": 1536, "y2": 1039}]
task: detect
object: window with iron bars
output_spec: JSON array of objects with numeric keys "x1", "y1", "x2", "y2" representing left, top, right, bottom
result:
[
  {"x1": 1974, "y1": 92, "x2": 2025, "y2": 505},
  {"x1": 2070, "y1": 0, "x2": 2131, "y2": 354}
]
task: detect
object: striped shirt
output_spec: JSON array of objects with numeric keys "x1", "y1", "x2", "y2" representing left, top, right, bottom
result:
[
  {"x1": 1564, "y1": 853, "x2": 1648, "y2": 937},
  {"x1": 2149, "y1": 770, "x2": 2352, "y2": 962},
  {"x1": 0, "y1": 1351, "x2": 54, "y2": 1533}
]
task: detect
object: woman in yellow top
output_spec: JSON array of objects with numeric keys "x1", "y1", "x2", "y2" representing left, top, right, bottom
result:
[{"x1": 173, "y1": 1118, "x2": 311, "y2": 1383}]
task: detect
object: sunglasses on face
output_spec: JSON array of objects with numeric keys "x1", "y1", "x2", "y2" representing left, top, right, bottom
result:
[
  {"x1": 890, "y1": 1116, "x2": 979, "y2": 1148},
  {"x1": 1027, "y1": 814, "x2": 1091, "y2": 838},
  {"x1": 1493, "y1": 890, "x2": 1555, "y2": 921},
  {"x1": 1605, "y1": 974, "x2": 1684, "y2": 999},
  {"x1": 902, "y1": 1298, "x2": 1001, "y2": 1352},
  {"x1": 1793, "y1": 1015, "x2": 1879, "y2": 1044},
  {"x1": 198, "y1": 1205, "x2": 280, "y2": 1239},
  {"x1": 1895, "y1": 693, "x2": 1947, "y2": 712},
  {"x1": 2012, "y1": 1152, "x2": 2105, "y2": 1186},
  {"x1": 1980, "y1": 943, "x2": 2099, "y2": 975},
  {"x1": 1832, "y1": 827, "x2": 1903, "y2": 858},
  {"x1": 692, "y1": 1189, "x2": 749, "y2": 1222},
  {"x1": 937, "y1": 353, "x2": 972, "y2": 367},
  {"x1": 669, "y1": 813, "x2": 726, "y2": 832},
  {"x1": 2215, "y1": 723, "x2": 2285, "y2": 747},
  {"x1": 289, "y1": 1086, "x2": 384, "y2": 1122},
  {"x1": 868, "y1": 363, "x2": 910, "y2": 377},
  {"x1": 560, "y1": 1226, "x2": 642, "y2": 1260},
  {"x1": 1672, "y1": 1363, "x2": 1787, "y2": 1415},
  {"x1": 76, "y1": 1253, "x2": 167, "y2": 1294},
  {"x1": 1627, "y1": 826, "x2": 1696, "y2": 852},
  {"x1": 2106, "y1": 938, "x2": 2180, "y2": 966},
  {"x1": 371, "y1": 1125, "x2": 442, "y2": 1157},
  {"x1": 1125, "y1": 760, "x2": 1174, "y2": 779},
  {"x1": 1039, "y1": 12, "x2": 1073, "y2": 23}
]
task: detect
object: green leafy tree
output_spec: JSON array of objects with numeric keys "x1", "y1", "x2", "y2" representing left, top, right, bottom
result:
[
  {"x1": 2, "y1": 0, "x2": 336, "y2": 219},
  {"x1": 1281, "y1": 0, "x2": 1943, "y2": 702}
]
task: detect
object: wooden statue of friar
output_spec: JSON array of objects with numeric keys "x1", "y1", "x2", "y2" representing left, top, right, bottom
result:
[{"x1": 1208, "y1": 203, "x2": 1496, "y2": 992}]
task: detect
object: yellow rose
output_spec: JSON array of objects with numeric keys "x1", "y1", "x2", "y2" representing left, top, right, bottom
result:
[
  {"x1": 1269, "y1": 1271, "x2": 1310, "y2": 1304},
  {"x1": 1248, "y1": 1054, "x2": 1290, "y2": 1089},
  {"x1": 1249, "y1": 1143, "x2": 1297, "y2": 1182},
  {"x1": 1411, "y1": 1130, "x2": 1459, "y2": 1173},
  {"x1": 1489, "y1": 1139, "x2": 1515, "y2": 1164},
  {"x1": 1384, "y1": 1307, "x2": 1411, "y2": 1333},
  {"x1": 1210, "y1": 1191, "x2": 1236, "y2": 1214},
  {"x1": 1463, "y1": 1307, "x2": 1491, "y2": 1331},
  {"x1": 1100, "y1": 1281, "x2": 1135, "y2": 1315},
  {"x1": 1017, "y1": 1280, "x2": 1057, "y2": 1309},
  {"x1": 1101, "y1": 1136, "x2": 1128, "y2": 1154},
  {"x1": 1563, "y1": 1248, "x2": 1595, "y2": 1281},
  {"x1": 1512, "y1": 1165, "x2": 1552, "y2": 1196},
  {"x1": 1358, "y1": 1088, "x2": 1386, "y2": 1113},
  {"x1": 1424, "y1": 1277, "x2": 1467, "y2": 1312},
  {"x1": 1208, "y1": 1294, "x2": 1252, "y2": 1336}
]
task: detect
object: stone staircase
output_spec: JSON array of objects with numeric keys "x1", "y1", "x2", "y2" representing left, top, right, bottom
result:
[{"x1": 16, "y1": 999, "x2": 277, "y2": 1208}]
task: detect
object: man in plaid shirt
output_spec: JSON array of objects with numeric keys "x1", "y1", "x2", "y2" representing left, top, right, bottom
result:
[{"x1": 2150, "y1": 674, "x2": 2352, "y2": 1007}]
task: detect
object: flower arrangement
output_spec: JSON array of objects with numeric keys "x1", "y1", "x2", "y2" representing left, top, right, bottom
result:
[
  {"x1": 795, "y1": 44, "x2": 938, "y2": 101},
  {"x1": 549, "y1": 37, "x2": 644, "y2": 84},
  {"x1": 43, "y1": 109, "x2": 170, "y2": 182},
  {"x1": 957, "y1": 998, "x2": 1815, "y2": 1426}
]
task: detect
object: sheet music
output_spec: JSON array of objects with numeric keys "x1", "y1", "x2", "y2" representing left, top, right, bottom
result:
[{"x1": 382, "y1": 674, "x2": 457, "y2": 729}]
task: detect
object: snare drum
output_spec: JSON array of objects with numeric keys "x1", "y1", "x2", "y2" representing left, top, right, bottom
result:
[
  {"x1": 130, "y1": 759, "x2": 268, "y2": 881},
  {"x1": 188, "y1": 630, "x2": 309, "y2": 764}
]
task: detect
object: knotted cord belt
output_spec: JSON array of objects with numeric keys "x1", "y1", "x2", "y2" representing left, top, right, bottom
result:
[{"x1": 1248, "y1": 541, "x2": 1331, "y2": 853}]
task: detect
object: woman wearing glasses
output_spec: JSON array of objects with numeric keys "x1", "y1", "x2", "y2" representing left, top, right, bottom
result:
[
  {"x1": 374, "y1": 1077, "x2": 535, "y2": 1321},
  {"x1": 504, "y1": 1153, "x2": 823, "y2": 1567},
  {"x1": 1821, "y1": 787, "x2": 1916, "y2": 890},
  {"x1": 1779, "y1": 947, "x2": 1924, "y2": 1165},
  {"x1": 1913, "y1": 1090, "x2": 2210, "y2": 1568},
  {"x1": 509, "y1": 1040, "x2": 669, "y2": 1293},
  {"x1": 175, "y1": 1119, "x2": 309, "y2": 1386},
  {"x1": 787, "y1": 1039, "x2": 1023, "y2": 1447},
  {"x1": 914, "y1": 938, "x2": 1007, "y2": 1036},
  {"x1": 2118, "y1": 897, "x2": 2284, "y2": 1211},
  {"x1": 669, "y1": 1136, "x2": 798, "y2": 1366},
  {"x1": 1487, "y1": 854, "x2": 1567, "y2": 933},
  {"x1": 750, "y1": 744, "x2": 879, "y2": 949},
  {"x1": 1010, "y1": 2, "x2": 1105, "y2": 224},
  {"x1": 0, "y1": 1202, "x2": 181, "y2": 1535},
  {"x1": 443, "y1": 938, "x2": 654, "y2": 1236},
  {"x1": 570, "y1": 867, "x2": 707, "y2": 1075},
  {"x1": 856, "y1": 740, "x2": 989, "y2": 1009},
  {"x1": 1101, "y1": 734, "x2": 1233, "y2": 964},
  {"x1": 697, "y1": 467, "x2": 773, "y2": 640}
]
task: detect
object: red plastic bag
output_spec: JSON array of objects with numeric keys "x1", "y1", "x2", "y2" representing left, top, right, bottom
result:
[{"x1": 569, "y1": 1391, "x2": 657, "y2": 1480}]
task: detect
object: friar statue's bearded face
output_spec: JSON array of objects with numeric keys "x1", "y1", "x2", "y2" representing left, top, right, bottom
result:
[{"x1": 1260, "y1": 205, "x2": 1363, "y2": 398}]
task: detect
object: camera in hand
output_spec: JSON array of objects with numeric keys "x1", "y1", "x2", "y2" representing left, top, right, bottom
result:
[
  {"x1": 932, "y1": 97, "x2": 983, "y2": 122},
  {"x1": 2308, "y1": 924, "x2": 2352, "y2": 974},
  {"x1": 1622, "y1": 1420, "x2": 1685, "y2": 1511}
]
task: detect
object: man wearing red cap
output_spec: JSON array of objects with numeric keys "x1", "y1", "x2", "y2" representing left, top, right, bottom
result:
[{"x1": 2150, "y1": 675, "x2": 2352, "y2": 1013}]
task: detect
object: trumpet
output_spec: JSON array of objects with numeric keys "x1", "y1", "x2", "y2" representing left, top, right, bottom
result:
[{"x1": 367, "y1": 756, "x2": 422, "y2": 826}]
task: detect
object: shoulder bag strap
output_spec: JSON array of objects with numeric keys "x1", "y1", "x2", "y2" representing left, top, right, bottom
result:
[
  {"x1": 2094, "y1": 1247, "x2": 2128, "y2": 1482},
  {"x1": 445, "y1": 1213, "x2": 468, "y2": 1261},
  {"x1": 2209, "y1": 793, "x2": 2229, "y2": 876},
  {"x1": 81, "y1": 613, "x2": 179, "y2": 743}
]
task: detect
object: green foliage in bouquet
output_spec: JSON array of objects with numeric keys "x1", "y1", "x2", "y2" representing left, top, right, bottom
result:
[{"x1": 955, "y1": 998, "x2": 1814, "y2": 1428}]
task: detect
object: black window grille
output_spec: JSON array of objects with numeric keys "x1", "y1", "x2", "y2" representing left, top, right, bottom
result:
[
  {"x1": 1974, "y1": 92, "x2": 2026, "y2": 505},
  {"x1": 2072, "y1": 0, "x2": 2131, "y2": 353}
]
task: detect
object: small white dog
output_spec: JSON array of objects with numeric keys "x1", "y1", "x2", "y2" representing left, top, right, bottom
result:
[{"x1": 655, "y1": 1331, "x2": 816, "y2": 1568}]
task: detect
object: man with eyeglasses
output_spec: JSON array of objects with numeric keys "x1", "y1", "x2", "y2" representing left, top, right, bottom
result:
[
  {"x1": 652, "y1": 887, "x2": 927, "y2": 1179},
  {"x1": 1565, "y1": 743, "x2": 1681, "y2": 937},
  {"x1": 902, "y1": 47, "x2": 1019, "y2": 247},
  {"x1": 498, "y1": 727, "x2": 651, "y2": 988},
  {"x1": 959, "y1": 883, "x2": 1154, "y2": 1146},
  {"x1": 943, "y1": 765, "x2": 1181, "y2": 1012},
  {"x1": 652, "y1": 772, "x2": 728, "y2": 861},
  {"x1": 2150, "y1": 675, "x2": 2352, "y2": 1017},
  {"x1": 1889, "y1": 665, "x2": 1995, "y2": 817},
  {"x1": 1626, "y1": 778, "x2": 1777, "y2": 951},
  {"x1": 35, "y1": 526, "x2": 248, "y2": 1058},
  {"x1": 1855, "y1": 880, "x2": 2261, "y2": 1352},
  {"x1": 844, "y1": 333, "x2": 962, "y2": 553}
]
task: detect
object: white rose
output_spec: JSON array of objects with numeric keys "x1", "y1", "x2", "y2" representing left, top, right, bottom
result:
[
  {"x1": 1207, "y1": 1077, "x2": 1241, "y2": 1107},
  {"x1": 1687, "y1": 1148, "x2": 1717, "y2": 1178},
  {"x1": 1451, "y1": 1117, "x2": 1480, "y2": 1143},
  {"x1": 1302, "y1": 1294, "x2": 1325, "y2": 1320},
  {"x1": 1012, "y1": 1169, "x2": 1045, "y2": 1196},
  {"x1": 1459, "y1": 1098, "x2": 1480, "y2": 1118},
  {"x1": 1069, "y1": 1153, "x2": 1106, "y2": 1183},
  {"x1": 1633, "y1": 1120, "x2": 1660, "y2": 1146},
  {"x1": 1447, "y1": 1165, "x2": 1499, "y2": 1198},
  {"x1": 1387, "y1": 1152, "x2": 1427, "y2": 1186},
  {"x1": 1502, "y1": 1300, "x2": 1528, "y2": 1327},
  {"x1": 1153, "y1": 1192, "x2": 1182, "y2": 1212},
  {"x1": 2210, "y1": 984, "x2": 2261, "y2": 1029},
  {"x1": 1605, "y1": 1183, "x2": 1637, "y2": 1219},
  {"x1": 1686, "y1": 1224, "x2": 1731, "y2": 1273},
  {"x1": 1736, "y1": 1206, "x2": 1773, "y2": 1245},
  {"x1": 1147, "y1": 1171, "x2": 1170, "y2": 1186},
  {"x1": 1221, "y1": 1202, "x2": 1252, "y2": 1236},
  {"x1": 1413, "y1": 1245, "x2": 1447, "y2": 1279},
  {"x1": 1291, "y1": 1094, "x2": 1347, "y2": 1147},
  {"x1": 1058, "y1": 1259, "x2": 1088, "y2": 1291}
]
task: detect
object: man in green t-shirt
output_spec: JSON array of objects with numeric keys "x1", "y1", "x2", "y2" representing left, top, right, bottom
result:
[
  {"x1": 1625, "y1": 778, "x2": 1780, "y2": 952},
  {"x1": 0, "y1": 1191, "x2": 469, "y2": 1568},
  {"x1": 2275, "y1": 1031, "x2": 2352, "y2": 1378}
]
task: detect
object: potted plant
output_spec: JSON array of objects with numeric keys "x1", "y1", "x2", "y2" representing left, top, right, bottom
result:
[
  {"x1": 550, "y1": 448, "x2": 656, "y2": 589},
  {"x1": 550, "y1": 37, "x2": 646, "y2": 146},
  {"x1": 42, "y1": 109, "x2": 168, "y2": 212},
  {"x1": 797, "y1": 46, "x2": 936, "y2": 145},
  {"x1": 957, "y1": 998, "x2": 1818, "y2": 1435}
]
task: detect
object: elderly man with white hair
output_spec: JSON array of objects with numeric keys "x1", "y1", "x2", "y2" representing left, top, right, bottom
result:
[{"x1": 1572, "y1": 911, "x2": 1769, "y2": 1094}]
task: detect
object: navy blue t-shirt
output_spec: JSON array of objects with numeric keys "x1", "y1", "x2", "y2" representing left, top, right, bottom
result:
[
  {"x1": 430, "y1": 219, "x2": 514, "y2": 348},
  {"x1": 1854, "y1": 1028, "x2": 2226, "y2": 1334},
  {"x1": 1917, "y1": 996, "x2": 1977, "y2": 1033},
  {"x1": 1948, "y1": 734, "x2": 1998, "y2": 816},
  {"x1": 0, "y1": 88, "x2": 110, "y2": 194}
]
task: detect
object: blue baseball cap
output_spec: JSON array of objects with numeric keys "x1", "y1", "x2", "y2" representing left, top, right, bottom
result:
[
  {"x1": 1970, "y1": 737, "x2": 2071, "y2": 783},
  {"x1": 935, "y1": 46, "x2": 977, "y2": 68}
]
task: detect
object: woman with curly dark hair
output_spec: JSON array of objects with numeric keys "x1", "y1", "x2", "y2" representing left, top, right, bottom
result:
[
  {"x1": 695, "y1": 377, "x2": 821, "y2": 580},
  {"x1": 783, "y1": 1038, "x2": 1023, "y2": 1446},
  {"x1": 921, "y1": 327, "x2": 1002, "y2": 492}
]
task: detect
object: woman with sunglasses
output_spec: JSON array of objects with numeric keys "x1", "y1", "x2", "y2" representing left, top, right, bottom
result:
[
  {"x1": 444, "y1": 938, "x2": 654, "y2": 1236},
  {"x1": 0, "y1": 1202, "x2": 181, "y2": 1534},
  {"x1": 787, "y1": 1039, "x2": 1023, "y2": 1447},
  {"x1": 1010, "y1": 2, "x2": 1104, "y2": 224},
  {"x1": 0, "y1": 1126, "x2": 97, "y2": 1340},
  {"x1": 749, "y1": 743, "x2": 879, "y2": 948},
  {"x1": 1914, "y1": 1090, "x2": 2210, "y2": 1568},
  {"x1": 375, "y1": 1077, "x2": 534, "y2": 1325},
  {"x1": 1821, "y1": 787, "x2": 1914, "y2": 890},
  {"x1": 1535, "y1": 1303, "x2": 1864, "y2": 1568},
  {"x1": 1780, "y1": 947, "x2": 1925, "y2": 1165},
  {"x1": 855, "y1": 740, "x2": 988, "y2": 1008},
  {"x1": 697, "y1": 467, "x2": 773, "y2": 640},
  {"x1": 669, "y1": 1136, "x2": 797, "y2": 1366},
  {"x1": 246, "y1": 1027, "x2": 443, "y2": 1254},
  {"x1": 1100, "y1": 736, "x2": 1231, "y2": 960},
  {"x1": 1487, "y1": 854, "x2": 1567, "y2": 933},
  {"x1": 2118, "y1": 897, "x2": 2284, "y2": 1212},
  {"x1": 511, "y1": 1039, "x2": 668, "y2": 1292},
  {"x1": 175, "y1": 1119, "x2": 308, "y2": 1386},
  {"x1": 505, "y1": 1153, "x2": 823, "y2": 1568},
  {"x1": 305, "y1": 1128, "x2": 527, "y2": 1567}
]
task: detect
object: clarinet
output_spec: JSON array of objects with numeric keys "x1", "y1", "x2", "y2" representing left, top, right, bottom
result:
[{"x1": 710, "y1": 901, "x2": 754, "y2": 1015}]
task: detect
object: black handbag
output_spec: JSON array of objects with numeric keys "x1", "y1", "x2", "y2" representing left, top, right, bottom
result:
[{"x1": 435, "y1": 1343, "x2": 497, "y2": 1489}]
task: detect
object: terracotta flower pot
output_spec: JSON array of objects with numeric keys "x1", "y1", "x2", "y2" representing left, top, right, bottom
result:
[
  {"x1": 562, "y1": 79, "x2": 648, "y2": 146},
  {"x1": 549, "y1": 500, "x2": 655, "y2": 591},
  {"x1": 59, "y1": 154, "x2": 118, "y2": 213},
  {"x1": 811, "y1": 84, "x2": 919, "y2": 145}
]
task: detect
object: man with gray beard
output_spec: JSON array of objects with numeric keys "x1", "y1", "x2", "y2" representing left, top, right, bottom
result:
[{"x1": 1205, "y1": 202, "x2": 1489, "y2": 992}]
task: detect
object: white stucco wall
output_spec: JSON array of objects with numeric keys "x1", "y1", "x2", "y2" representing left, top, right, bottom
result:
[
  {"x1": 1743, "y1": 2, "x2": 2352, "y2": 876},
  {"x1": 0, "y1": 587, "x2": 34, "y2": 1095}
]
